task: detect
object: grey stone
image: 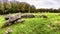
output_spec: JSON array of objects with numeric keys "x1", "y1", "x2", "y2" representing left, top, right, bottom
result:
[
  {"x1": 3, "y1": 14, "x2": 11, "y2": 20},
  {"x1": 14, "y1": 19, "x2": 25, "y2": 23},
  {"x1": 2, "y1": 13, "x2": 22, "y2": 28},
  {"x1": 21, "y1": 14, "x2": 35, "y2": 18}
]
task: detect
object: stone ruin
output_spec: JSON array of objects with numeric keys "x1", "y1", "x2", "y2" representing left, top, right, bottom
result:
[
  {"x1": 2, "y1": 13, "x2": 25, "y2": 28},
  {"x1": 21, "y1": 14, "x2": 35, "y2": 18},
  {"x1": 2, "y1": 13, "x2": 35, "y2": 28}
]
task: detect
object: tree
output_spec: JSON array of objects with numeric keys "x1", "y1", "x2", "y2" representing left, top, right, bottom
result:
[
  {"x1": 30, "y1": 5, "x2": 36, "y2": 13},
  {"x1": 9, "y1": 0, "x2": 17, "y2": 13},
  {"x1": 2, "y1": 0, "x2": 9, "y2": 14},
  {"x1": 0, "y1": 0, "x2": 3, "y2": 14},
  {"x1": 17, "y1": 2, "x2": 31, "y2": 13}
]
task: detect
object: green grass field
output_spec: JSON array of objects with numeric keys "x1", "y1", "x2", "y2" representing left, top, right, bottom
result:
[{"x1": 0, "y1": 13, "x2": 60, "y2": 34}]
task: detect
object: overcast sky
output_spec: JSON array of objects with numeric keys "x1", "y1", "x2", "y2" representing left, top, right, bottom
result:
[{"x1": 10, "y1": 0, "x2": 60, "y2": 9}]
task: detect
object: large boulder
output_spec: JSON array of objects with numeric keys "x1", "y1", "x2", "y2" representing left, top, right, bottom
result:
[
  {"x1": 21, "y1": 14, "x2": 35, "y2": 18},
  {"x1": 3, "y1": 13, "x2": 21, "y2": 20},
  {"x1": 2, "y1": 19, "x2": 25, "y2": 28},
  {"x1": 3, "y1": 14, "x2": 11, "y2": 20},
  {"x1": 8, "y1": 14, "x2": 21, "y2": 22},
  {"x1": 2, "y1": 13, "x2": 24, "y2": 28},
  {"x1": 14, "y1": 19, "x2": 25, "y2": 23}
]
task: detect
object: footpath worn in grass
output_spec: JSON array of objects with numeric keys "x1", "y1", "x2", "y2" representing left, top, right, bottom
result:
[{"x1": 0, "y1": 13, "x2": 60, "y2": 34}]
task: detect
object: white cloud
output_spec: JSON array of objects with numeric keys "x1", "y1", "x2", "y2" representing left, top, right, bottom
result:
[{"x1": 10, "y1": 0, "x2": 60, "y2": 9}]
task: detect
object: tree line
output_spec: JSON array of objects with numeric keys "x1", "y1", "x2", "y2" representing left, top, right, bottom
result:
[
  {"x1": 0, "y1": 0, "x2": 36, "y2": 14},
  {"x1": 37, "y1": 8, "x2": 60, "y2": 13},
  {"x1": 0, "y1": 0, "x2": 60, "y2": 14}
]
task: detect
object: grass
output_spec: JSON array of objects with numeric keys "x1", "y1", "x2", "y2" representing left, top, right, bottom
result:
[
  {"x1": 0, "y1": 16, "x2": 6, "y2": 28},
  {"x1": 0, "y1": 13, "x2": 60, "y2": 34}
]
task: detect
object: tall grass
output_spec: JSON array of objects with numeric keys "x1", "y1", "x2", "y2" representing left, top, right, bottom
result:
[{"x1": 0, "y1": 13, "x2": 60, "y2": 34}]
